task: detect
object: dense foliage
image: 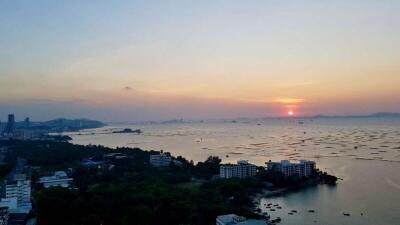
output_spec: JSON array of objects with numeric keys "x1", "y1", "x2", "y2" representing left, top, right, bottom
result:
[
  {"x1": 0, "y1": 140, "x2": 336, "y2": 225},
  {"x1": 0, "y1": 140, "x2": 262, "y2": 225}
]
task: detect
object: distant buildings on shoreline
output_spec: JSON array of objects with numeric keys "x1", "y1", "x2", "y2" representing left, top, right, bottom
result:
[
  {"x1": 0, "y1": 114, "x2": 43, "y2": 140},
  {"x1": 220, "y1": 160, "x2": 257, "y2": 179},
  {"x1": 0, "y1": 113, "x2": 105, "y2": 141},
  {"x1": 1, "y1": 115, "x2": 16, "y2": 137},
  {"x1": 266, "y1": 160, "x2": 316, "y2": 178}
]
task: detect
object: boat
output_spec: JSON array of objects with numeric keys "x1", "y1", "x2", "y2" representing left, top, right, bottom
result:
[
  {"x1": 308, "y1": 210, "x2": 315, "y2": 213},
  {"x1": 270, "y1": 209, "x2": 276, "y2": 211},
  {"x1": 277, "y1": 206, "x2": 282, "y2": 209},
  {"x1": 343, "y1": 213, "x2": 351, "y2": 216},
  {"x1": 291, "y1": 210, "x2": 298, "y2": 213},
  {"x1": 288, "y1": 212, "x2": 293, "y2": 215}
]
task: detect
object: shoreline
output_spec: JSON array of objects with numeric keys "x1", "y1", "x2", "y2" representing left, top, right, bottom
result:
[{"x1": 252, "y1": 179, "x2": 321, "y2": 206}]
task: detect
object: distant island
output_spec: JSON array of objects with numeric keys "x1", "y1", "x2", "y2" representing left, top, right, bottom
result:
[
  {"x1": 256, "y1": 112, "x2": 400, "y2": 120},
  {"x1": 112, "y1": 128, "x2": 142, "y2": 134},
  {"x1": 14, "y1": 118, "x2": 106, "y2": 132},
  {"x1": 309, "y1": 112, "x2": 400, "y2": 119}
]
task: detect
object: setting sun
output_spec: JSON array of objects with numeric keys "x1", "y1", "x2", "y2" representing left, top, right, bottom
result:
[{"x1": 288, "y1": 111, "x2": 294, "y2": 116}]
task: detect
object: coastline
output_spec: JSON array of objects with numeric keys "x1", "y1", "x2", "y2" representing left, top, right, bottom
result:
[{"x1": 252, "y1": 179, "x2": 321, "y2": 207}]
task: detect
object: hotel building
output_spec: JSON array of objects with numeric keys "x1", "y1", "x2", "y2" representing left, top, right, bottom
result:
[
  {"x1": 266, "y1": 160, "x2": 316, "y2": 178},
  {"x1": 0, "y1": 174, "x2": 32, "y2": 214},
  {"x1": 220, "y1": 160, "x2": 257, "y2": 179}
]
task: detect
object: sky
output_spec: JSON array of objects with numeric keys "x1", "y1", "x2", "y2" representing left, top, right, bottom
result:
[{"x1": 1, "y1": 0, "x2": 400, "y2": 122}]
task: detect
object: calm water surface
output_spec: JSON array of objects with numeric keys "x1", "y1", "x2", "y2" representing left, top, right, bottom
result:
[{"x1": 66, "y1": 118, "x2": 400, "y2": 225}]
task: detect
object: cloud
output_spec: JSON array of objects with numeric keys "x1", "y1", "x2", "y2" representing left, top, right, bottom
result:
[
  {"x1": 276, "y1": 81, "x2": 318, "y2": 89},
  {"x1": 272, "y1": 98, "x2": 305, "y2": 104}
]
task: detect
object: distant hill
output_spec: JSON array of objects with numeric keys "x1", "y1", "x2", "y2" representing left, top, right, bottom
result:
[
  {"x1": 311, "y1": 112, "x2": 400, "y2": 119},
  {"x1": 15, "y1": 118, "x2": 106, "y2": 132}
]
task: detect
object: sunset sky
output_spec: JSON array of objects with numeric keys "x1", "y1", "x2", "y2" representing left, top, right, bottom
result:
[{"x1": 1, "y1": 0, "x2": 400, "y2": 121}]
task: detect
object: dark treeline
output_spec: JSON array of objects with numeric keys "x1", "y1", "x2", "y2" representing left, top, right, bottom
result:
[
  {"x1": 0, "y1": 140, "x2": 264, "y2": 225},
  {"x1": 0, "y1": 140, "x2": 336, "y2": 225}
]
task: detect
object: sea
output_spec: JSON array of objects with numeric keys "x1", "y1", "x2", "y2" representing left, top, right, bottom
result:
[{"x1": 65, "y1": 118, "x2": 400, "y2": 225}]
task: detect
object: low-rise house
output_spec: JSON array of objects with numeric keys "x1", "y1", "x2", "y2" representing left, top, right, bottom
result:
[
  {"x1": 103, "y1": 153, "x2": 129, "y2": 165},
  {"x1": 149, "y1": 153, "x2": 182, "y2": 167},
  {"x1": 220, "y1": 160, "x2": 257, "y2": 179},
  {"x1": 103, "y1": 153, "x2": 128, "y2": 160},
  {"x1": 81, "y1": 159, "x2": 105, "y2": 167},
  {"x1": 38, "y1": 171, "x2": 73, "y2": 188},
  {"x1": 216, "y1": 214, "x2": 269, "y2": 225},
  {"x1": 266, "y1": 160, "x2": 316, "y2": 178}
]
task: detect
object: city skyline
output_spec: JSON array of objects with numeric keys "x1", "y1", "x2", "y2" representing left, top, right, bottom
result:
[{"x1": 1, "y1": 0, "x2": 400, "y2": 121}]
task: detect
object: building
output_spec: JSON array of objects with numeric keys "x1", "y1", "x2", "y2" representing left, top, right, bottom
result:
[
  {"x1": 216, "y1": 214, "x2": 269, "y2": 225},
  {"x1": 0, "y1": 198, "x2": 17, "y2": 212},
  {"x1": 1, "y1": 115, "x2": 15, "y2": 137},
  {"x1": 266, "y1": 160, "x2": 316, "y2": 178},
  {"x1": 0, "y1": 174, "x2": 31, "y2": 214},
  {"x1": 10, "y1": 130, "x2": 34, "y2": 141},
  {"x1": 103, "y1": 153, "x2": 129, "y2": 162},
  {"x1": 23, "y1": 118, "x2": 30, "y2": 128},
  {"x1": 220, "y1": 160, "x2": 257, "y2": 179},
  {"x1": 38, "y1": 171, "x2": 73, "y2": 188},
  {"x1": 150, "y1": 153, "x2": 172, "y2": 167},
  {"x1": 0, "y1": 207, "x2": 9, "y2": 225},
  {"x1": 149, "y1": 153, "x2": 182, "y2": 167}
]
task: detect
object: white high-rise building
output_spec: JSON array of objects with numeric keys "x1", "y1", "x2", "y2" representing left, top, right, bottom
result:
[
  {"x1": 266, "y1": 160, "x2": 316, "y2": 178},
  {"x1": 220, "y1": 160, "x2": 257, "y2": 179},
  {"x1": 0, "y1": 174, "x2": 32, "y2": 213}
]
